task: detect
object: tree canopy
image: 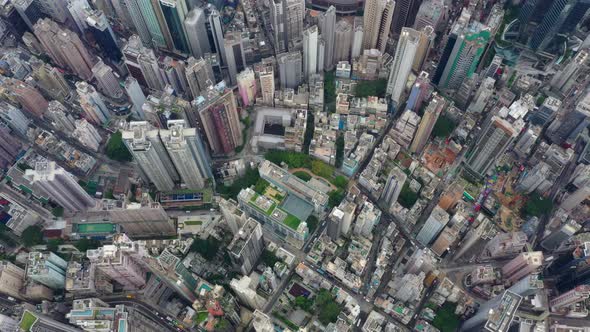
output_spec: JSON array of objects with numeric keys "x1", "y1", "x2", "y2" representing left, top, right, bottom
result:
[
  {"x1": 522, "y1": 192, "x2": 553, "y2": 217},
  {"x1": 354, "y1": 79, "x2": 387, "y2": 98},
  {"x1": 22, "y1": 225, "x2": 44, "y2": 247},
  {"x1": 106, "y1": 131, "x2": 133, "y2": 162},
  {"x1": 335, "y1": 134, "x2": 345, "y2": 168},
  {"x1": 191, "y1": 237, "x2": 221, "y2": 261},
  {"x1": 432, "y1": 115, "x2": 456, "y2": 138},
  {"x1": 398, "y1": 183, "x2": 418, "y2": 209}
]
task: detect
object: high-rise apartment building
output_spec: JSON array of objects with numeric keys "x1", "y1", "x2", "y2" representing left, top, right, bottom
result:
[
  {"x1": 404, "y1": 71, "x2": 431, "y2": 112},
  {"x1": 124, "y1": 77, "x2": 146, "y2": 119},
  {"x1": 193, "y1": 83, "x2": 243, "y2": 155},
  {"x1": 76, "y1": 81, "x2": 111, "y2": 125},
  {"x1": 0, "y1": 101, "x2": 30, "y2": 134},
  {"x1": 160, "y1": 119, "x2": 211, "y2": 189},
  {"x1": 184, "y1": 7, "x2": 211, "y2": 58},
  {"x1": 237, "y1": 68, "x2": 257, "y2": 107},
  {"x1": 224, "y1": 31, "x2": 246, "y2": 85},
  {"x1": 30, "y1": 60, "x2": 72, "y2": 102},
  {"x1": 26, "y1": 252, "x2": 68, "y2": 289},
  {"x1": 25, "y1": 162, "x2": 96, "y2": 211},
  {"x1": 87, "y1": 234, "x2": 148, "y2": 289},
  {"x1": 461, "y1": 290, "x2": 522, "y2": 332},
  {"x1": 270, "y1": 0, "x2": 304, "y2": 52},
  {"x1": 334, "y1": 20, "x2": 353, "y2": 63},
  {"x1": 416, "y1": 205, "x2": 450, "y2": 246},
  {"x1": 33, "y1": 18, "x2": 96, "y2": 80},
  {"x1": 352, "y1": 17, "x2": 364, "y2": 59},
  {"x1": 73, "y1": 119, "x2": 102, "y2": 152},
  {"x1": 386, "y1": 27, "x2": 420, "y2": 104},
  {"x1": 92, "y1": 60, "x2": 124, "y2": 98},
  {"x1": 256, "y1": 64, "x2": 275, "y2": 106},
  {"x1": 550, "y1": 285, "x2": 590, "y2": 312},
  {"x1": 410, "y1": 93, "x2": 446, "y2": 154},
  {"x1": 380, "y1": 167, "x2": 407, "y2": 212},
  {"x1": 502, "y1": 252, "x2": 544, "y2": 284},
  {"x1": 122, "y1": 121, "x2": 179, "y2": 191},
  {"x1": 413, "y1": 25, "x2": 435, "y2": 72},
  {"x1": 414, "y1": 0, "x2": 444, "y2": 31},
  {"x1": 121, "y1": 0, "x2": 152, "y2": 46},
  {"x1": 208, "y1": 8, "x2": 226, "y2": 65},
  {"x1": 3, "y1": 79, "x2": 48, "y2": 118},
  {"x1": 219, "y1": 198, "x2": 248, "y2": 234},
  {"x1": 0, "y1": 261, "x2": 25, "y2": 300},
  {"x1": 390, "y1": 0, "x2": 422, "y2": 36},
  {"x1": 277, "y1": 51, "x2": 302, "y2": 89},
  {"x1": 159, "y1": 0, "x2": 189, "y2": 53},
  {"x1": 303, "y1": 26, "x2": 319, "y2": 80},
  {"x1": 185, "y1": 56, "x2": 215, "y2": 99},
  {"x1": 465, "y1": 116, "x2": 517, "y2": 178},
  {"x1": 228, "y1": 218, "x2": 264, "y2": 275},
  {"x1": 319, "y1": 6, "x2": 336, "y2": 70},
  {"x1": 560, "y1": 185, "x2": 590, "y2": 212},
  {"x1": 362, "y1": 0, "x2": 395, "y2": 53}
]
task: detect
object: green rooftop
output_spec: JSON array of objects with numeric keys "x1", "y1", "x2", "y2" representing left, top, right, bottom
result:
[
  {"x1": 76, "y1": 223, "x2": 116, "y2": 234},
  {"x1": 248, "y1": 193, "x2": 276, "y2": 216},
  {"x1": 282, "y1": 210, "x2": 302, "y2": 230},
  {"x1": 20, "y1": 311, "x2": 37, "y2": 332}
]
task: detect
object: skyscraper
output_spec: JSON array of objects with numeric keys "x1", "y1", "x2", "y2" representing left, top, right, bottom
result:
[
  {"x1": 159, "y1": 0, "x2": 189, "y2": 54},
  {"x1": 256, "y1": 63, "x2": 275, "y2": 106},
  {"x1": 237, "y1": 68, "x2": 257, "y2": 107},
  {"x1": 546, "y1": 107, "x2": 590, "y2": 144},
  {"x1": 160, "y1": 119, "x2": 211, "y2": 189},
  {"x1": 416, "y1": 205, "x2": 450, "y2": 246},
  {"x1": 224, "y1": 31, "x2": 246, "y2": 85},
  {"x1": 270, "y1": 0, "x2": 304, "y2": 52},
  {"x1": 227, "y1": 218, "x2": 264, "y2": 275},
  {"x1": 437, "y1": 24, "x2": 490, "y2": 90},
  {"x1": 12, "y1": 0, "x2": 44, "y2": 31},
  {"x1": 386, "y1": 27, "x2": 420, "y2": 104},
  {"x1": 208, "y1": 8, "x2": 226, "y2": 65},
  {"x1": 390, "y1": 0, "x2": 422, "y2": 36},
  {"x1": 25, "y1": 162, "x2": 96, "y2": 211},
  {"x1": 380, "y1": 167, "x2": 407, "y2": 212},
  {"x1": 502, "y1": 252, "x2": 544, "y2": 284},
  {"x1": 87, "y1": 234, "x2": 148, "y2": 289},
  {"x1": 4, "y1": 79, "x2": 48, "y2": 118},
  {"x1": 124, "y1": 77, "x2": 146, "y2": 119},
  {"x1": 528, "y1": 0, "x2": 583, "y2": 50},
  {"x1": 46, "y1": 101, "x2": 76, "y2": 133},
  {"x1": 133, "y1": 0, "x2": 167, "y2": 48},
  {"x1": 0, "y1": 101, "x2": 29, "y2": 135},
  {"x1": 559, "y1": 184, "x2": 590, "y2": 212},
  {"x1": 193, "y1": 83, "x2": 243, "y2": 155},
  {"x1": 413, "y1": 25, "x2": 434, "y2": 72},
  {"x1": 550, "y1": 49, "x2": 589, "y2": 95},
  {"x1": 76, "y1": 81, "x2": 111, "y2": 125},
  {"x1": 465, "y1": 116, "x2": 518, "y2": 178},
  {"x1": 33, "y1": 18, "x2": 96, "y2": 81},
  {"x1": 91, "y1": 60, "x2": 124, "y2": 98},
  {"x1": 185, "y1": 56, "x2": 215, "y2": 99},
  {"x1": 122, "y1": 121, "x2": 179, "y2": 191},
  {"x1": 362, "y1": 0, "x2": 395, "y2": 53},
  {"x1": 334, "y1": 20, "x2": 353, "y2": 63},
  {"x1": 184, "y1": 7, "x2": 211, "y2": 58},
  {"x1": 351, "y1": 17, "x2": 364, "y2": 59},
  {"x1": 409, "y1": 93, "x2": 446, "y2": 154},
  {"x1": 30, "y1": 60, "x2": 72, "y2": 102},
  {"x1": 303, "y1": 25, "x2": 319, "y2": 79},
  {"x1": 35, "y1": 0, "x2": 68, "y2": 23},
  {"x1": 550, "y1": 285, "x2": 590, "y2": 312},
  {"x1": 277, "y1": 51, "x2": 302, "y2": 89},
  {"x1": 122, "y1": 0, "x2": 153, "y2": 46},
  {"x1": 319, "y1": 6, "x2": 336, "y2": 70},
  {"x1": 461, "y1": 290, "x2": 522, "y2": 332},
  {"x1": 404, "y1": 71, "x2": 431, "y2": 112},
  {"x1": 86, "y1": 9, "x2": 121, "y2": 62},
  {"x1": 414, "y1": 0, "x2": 444, "y2": 31},
  {"x1": 67, "y1": 0, "x2": 91, "y2": 34}
]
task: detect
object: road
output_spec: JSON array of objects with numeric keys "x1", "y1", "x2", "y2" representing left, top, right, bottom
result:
[{"x1": 103, "y1": 297, "x2": 179, "y2": 332}]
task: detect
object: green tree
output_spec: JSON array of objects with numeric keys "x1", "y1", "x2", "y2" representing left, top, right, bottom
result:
[
  {"x1": 295, "y1": 296, "x2": 313, "y2": 312},
  {"x1": 335, "y1": 134, "x2": 344, "y2": 168},
  {"x1": 306, "y1": 215, "x2": 319, "y2": 233},
  {"x1": 324, "y1": 71, "x2": 336, "y2": 113},
  {"x1": 74, "y1": 238, "x2": 102, "y2": 252},
  {"x1": 354, "y1": 79, "x2": 388, "y2": 98},
  {"x1": 311, "y1": 160, "x2": 334, "y2": 179},
  {"x1": 522, "y1": 192, "x2": 553, "y2": 217},
  {"x1": 397, "y1": 183, "x2": 418, "y2": 209},
  {"x1": 190, "y1": 237, "x2": 221, "y2": 261},
  {"x1": 331, "y1": 175, "x2": 348, "y2": 189},
  {"x1": 302, "y1": 111, "x2": 315, "y2": 154},
  {"x1": 217, "y1": 167, "x2": 261, "y2": 199},
  {"x1": 21, "y1": 226, "x2": 44, "y2": 247},
  {"x1": 294, "y1": 171, "x2": 312, "y2": 181},
  {"x1": 261, "y1": 249, "x2": 280, "y2": 267},
  {"x1": 314, "y1": 289, "x2": 341, "y2": 325},
  {"x1": 328, "y1": 189, "x2": 345, "y2": 208},
  {"x1": 432, "y1": 115, "x2": 456, "y2": 138},
  {"x1": 106, "y1": 131, "x2": 133, "y2": 162},
  {"x1": 46, "y1": 238, "x2": 64, "y2": 253}
]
